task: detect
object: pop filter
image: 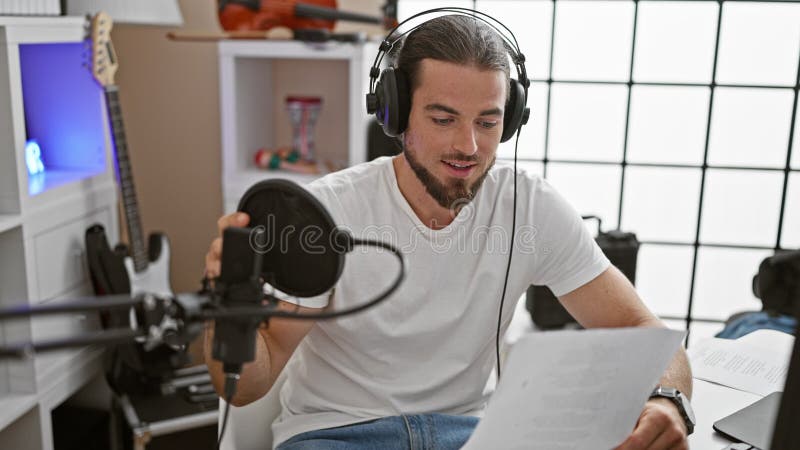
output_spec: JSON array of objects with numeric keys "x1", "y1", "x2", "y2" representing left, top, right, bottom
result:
[{"x1": 236, "y1": 179, "x2": 348, "y2": 298}]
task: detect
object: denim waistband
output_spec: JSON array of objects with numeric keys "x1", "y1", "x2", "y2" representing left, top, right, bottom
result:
[{"x1": 277, "y1": 413, "x2": 479, "y2": 450}]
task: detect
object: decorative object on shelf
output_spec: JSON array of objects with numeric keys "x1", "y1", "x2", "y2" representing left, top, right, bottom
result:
[
  {"x1": 24, "y1": 140, "x2": 45, "y2": 176},
  {"x1": 254, "y1": 147, "x2": 320, "y2": 175},
  {"x1": 83, "y1": 12, "x2": 180, "y2": 394},
  {"x1": 217, "y1": 0, "x2": 391, "y2": 33},
  {"x1": 286, "y1": 95, "x2": 322, "y2": 162}
]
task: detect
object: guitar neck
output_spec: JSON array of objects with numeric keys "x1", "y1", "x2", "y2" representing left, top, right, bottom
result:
[{"x1": 105, "y1": 85, "x2": 148, "y2": 273}]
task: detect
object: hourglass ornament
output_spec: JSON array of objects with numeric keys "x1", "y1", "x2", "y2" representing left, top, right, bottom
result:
[{"x1": 286, "y1": 96, "x2": 322, "y2": 163}]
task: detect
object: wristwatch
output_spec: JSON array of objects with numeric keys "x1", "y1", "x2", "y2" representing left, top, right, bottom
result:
[{"x1": 649, "y1": 386, "x2": 696, "y2": 435}]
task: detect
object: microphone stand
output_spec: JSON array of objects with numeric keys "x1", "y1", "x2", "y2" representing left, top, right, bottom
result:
[{"x1": 0, "y1": 233, "x2": 406, "y2": 365}]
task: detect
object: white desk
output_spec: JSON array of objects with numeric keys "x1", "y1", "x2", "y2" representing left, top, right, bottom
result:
[{"x1": 690, "y1": 379, "x2": 767, "y2": 449}]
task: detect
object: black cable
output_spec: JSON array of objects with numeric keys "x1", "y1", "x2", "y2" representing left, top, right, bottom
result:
[
  {"x1": 217, "y1": 384, "x2": 235, "y2": 449},
  {"x1": 202, "y1": 238, "x2": 405, "y2": 322},
  {"x1": 496, "y1": 125, "x2": 523, "y2": 380}
]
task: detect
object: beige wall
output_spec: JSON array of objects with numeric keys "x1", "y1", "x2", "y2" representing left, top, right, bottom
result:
[
  {"x1": 112, "y1": 0, "x2": 221, "y2": 293},
  {"x1": 112, "y1": 0, "x2": 382, "y2": 293}
]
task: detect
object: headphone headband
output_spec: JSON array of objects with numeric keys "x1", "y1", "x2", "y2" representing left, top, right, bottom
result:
[
  {"x1": 365, "y1": 8, "x2": 530, "y2": 142},
  {"x1": 369, "y1": 7, "x2": 529, "y2": 94}
]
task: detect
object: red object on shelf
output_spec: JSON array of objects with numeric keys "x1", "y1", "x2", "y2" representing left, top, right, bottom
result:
[
  {"x1": 219, "y1": 0, "x2": 336, "y2": 32},
  {"x1": 218, "y1": 0, "x2": 387, "y2": 33}
]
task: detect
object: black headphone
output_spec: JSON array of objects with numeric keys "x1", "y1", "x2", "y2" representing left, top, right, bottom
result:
[{"x1": 365, "y1": 8, "x2": 531, "y2": 143}]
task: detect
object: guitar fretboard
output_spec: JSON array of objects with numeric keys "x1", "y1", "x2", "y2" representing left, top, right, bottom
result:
[{"x1": 105, "y1": 85, "x2": 148, "y2": 273}]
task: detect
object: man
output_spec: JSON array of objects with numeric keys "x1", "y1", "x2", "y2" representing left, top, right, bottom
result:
[{"x1": 205, "y1": 15, "x2": 692, "y2": 450}]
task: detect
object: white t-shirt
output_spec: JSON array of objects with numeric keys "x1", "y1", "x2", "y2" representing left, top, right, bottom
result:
[{"x1": 271, "y1": 156, "x2": 609, "y2": 447}]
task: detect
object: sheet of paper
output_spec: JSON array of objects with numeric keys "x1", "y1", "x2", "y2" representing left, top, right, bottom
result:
[
  {"x1": 462, "y1": 327, "x2": 685, "y2": 450},
  {"x1": 688, "y1": 331, "x2": 794, "y2": 396},
  {"x1": 738, "y1": 329, "x2": 795, "y2": 356}
]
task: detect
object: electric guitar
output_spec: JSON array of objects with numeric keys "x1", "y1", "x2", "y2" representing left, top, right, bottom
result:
[
  {"x1": 84, "y1": 12, "x2": 172, "y2": 301},
  {"x1": 83, "y1": 13, "x2": 179, "y2": 389}
]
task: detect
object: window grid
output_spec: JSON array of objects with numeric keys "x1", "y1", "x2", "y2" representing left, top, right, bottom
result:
[{"x1": 400, "y1": 0, "x2": 800, "y2": 344}]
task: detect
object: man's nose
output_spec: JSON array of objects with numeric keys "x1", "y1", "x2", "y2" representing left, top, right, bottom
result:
[{"x1": 452, "y1": 123, "x2": 478, "y2": 156}]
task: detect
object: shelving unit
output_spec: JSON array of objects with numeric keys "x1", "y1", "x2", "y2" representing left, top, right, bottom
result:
[
  {"x1": 0, "y1": 214, "x2": 21, "y2": 233},
  {"x1": 0, "y1": 16, "x2": 119, "y2": 449},
  {"x1": 218, "y1": 39, "x2": 378, "y2": 212}
]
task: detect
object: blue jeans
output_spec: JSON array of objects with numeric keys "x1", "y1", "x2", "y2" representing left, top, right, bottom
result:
[{"x1": 276, "y1": 414, "x2": 479, "y2": 450}]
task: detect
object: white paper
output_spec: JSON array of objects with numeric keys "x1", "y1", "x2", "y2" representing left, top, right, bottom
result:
[
  {"x1": 462, "y1": 327, "x2": 685, "y2": 450},
  {"x1": 688, "y1": 330, "x2": 794, "y2": 396}
]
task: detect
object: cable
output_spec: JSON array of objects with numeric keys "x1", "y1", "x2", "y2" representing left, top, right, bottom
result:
[
  {"x1": 216, "y1": 382, "x2": 236, "y2": 449},
  {"x1": 496, "y1": 124, "x2": 523, "y2": 380},
  {"x1": 202, "y1": 238, "x2": 405, "y2": 322}
]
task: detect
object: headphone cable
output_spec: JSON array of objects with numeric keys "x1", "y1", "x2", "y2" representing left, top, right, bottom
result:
[{"x1": 495, "y1": 125, "x2": 523, "y2": 380}]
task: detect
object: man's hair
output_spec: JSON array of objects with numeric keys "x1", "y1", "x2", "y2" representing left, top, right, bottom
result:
[{"x1": 394, "y1": 14, "x2": 511, "y2": 96}]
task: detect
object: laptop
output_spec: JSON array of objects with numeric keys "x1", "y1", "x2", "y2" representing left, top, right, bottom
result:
[{"x1": 712, "y1": 305, "x2": 800, "y2": 450}]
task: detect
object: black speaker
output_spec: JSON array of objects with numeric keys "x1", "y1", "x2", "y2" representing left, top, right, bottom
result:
[{"x1": 526, "y1": 217, "x2": 640, "y2": 329}]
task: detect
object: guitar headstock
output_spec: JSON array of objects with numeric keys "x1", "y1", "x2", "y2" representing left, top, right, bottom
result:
[{"x1": 89, "y1": 12, "x2": 118, "y2": 87}]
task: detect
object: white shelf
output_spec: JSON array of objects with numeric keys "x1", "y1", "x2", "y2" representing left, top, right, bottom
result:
[
  {"x1": 219, "y1": 39, "x2": 377, "y2": 214},
  {"x1": 0, "y1": 393, "x2": 37, "y2": 431},
  {"x1": 219, "y1": 39, "x2": 376, "y2": 60},
  {"x1": 27, "y1": 169, "x2": 105, "y2": 197},
  {"x1": 0, "y1": 16, "x2": 85, "y2": 44},
  {"x1": 0, "y1": 17, "x2": 121, "y2": 449},
  {"x1": 230, "y1": 168, "x2": 322, "y2": 188},
  {"x1": 0, "y1": 214, "x2": 21, "y2": 233}
]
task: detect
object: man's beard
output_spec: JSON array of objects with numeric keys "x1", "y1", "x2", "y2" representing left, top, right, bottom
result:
[{"x1": 403, "y1": 141, "x2": 495, "y2": 210}]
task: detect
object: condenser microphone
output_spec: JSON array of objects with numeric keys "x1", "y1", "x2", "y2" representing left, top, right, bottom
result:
[
  {"x1": 211, "y1": 179, "x2": 352, "y2": 398},
  {"x1": 211, "y1": 226, "x2": 264, "y2": 382}
]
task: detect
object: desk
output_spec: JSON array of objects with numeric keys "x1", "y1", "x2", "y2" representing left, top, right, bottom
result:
[{"x1": 690, "y1": 379, "x2": 765, "y2": 449}]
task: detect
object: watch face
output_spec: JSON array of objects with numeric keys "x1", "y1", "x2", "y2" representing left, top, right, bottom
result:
[{"x1": 661, "y1": 387, "x2": 678, "y2": 397}]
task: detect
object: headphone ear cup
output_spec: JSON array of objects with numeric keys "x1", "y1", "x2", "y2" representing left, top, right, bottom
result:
[
  {"x1": 375, "y1": 67, "x2": 410, "y2": 137},
  {"x1": 501, "y1": 79, "x2": 526, "y2": 143}
]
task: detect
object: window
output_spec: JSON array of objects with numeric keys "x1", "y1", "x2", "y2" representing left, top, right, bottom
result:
[{"x1": 398, "y1": 1, "x2": 800, "y2": 344}]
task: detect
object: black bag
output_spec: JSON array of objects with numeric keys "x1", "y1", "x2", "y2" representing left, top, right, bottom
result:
[{"x1": 526, "y1": 216, "x2": 640, "y2": 329}]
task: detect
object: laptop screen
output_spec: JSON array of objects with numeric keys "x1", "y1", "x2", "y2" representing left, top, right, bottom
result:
[{"x1": 769, "y1": 302, "x2": 800, "y2": 450}]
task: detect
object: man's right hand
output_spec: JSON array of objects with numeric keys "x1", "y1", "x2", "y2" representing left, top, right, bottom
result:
[
  {"x1": 202, "y1": 211, "x2": 319, "y2": 407},
  {"x1": 205, "y1": 212, "x2": 250, "y2": 279}
]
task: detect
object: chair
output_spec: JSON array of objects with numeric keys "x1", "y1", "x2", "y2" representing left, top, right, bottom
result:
[{"x1": 218, "y1": 371, "x2": 288, "y2": 449}]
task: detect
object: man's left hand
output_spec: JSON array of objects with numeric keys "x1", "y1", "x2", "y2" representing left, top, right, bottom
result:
[{"x1": 613, "y1": 398, "x2": 689, "y2": 450}]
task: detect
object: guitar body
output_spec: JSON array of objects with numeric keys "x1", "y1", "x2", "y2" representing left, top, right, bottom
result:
[
  {"x1": 123, "y1": 233, "x2": 172, "y2": 298},
  {"x1": 85, "y1": 224, "x2": 130, "y2": 297},
  {"x1": 85, "y1": 227, "x2": 172, "y2": 298}
]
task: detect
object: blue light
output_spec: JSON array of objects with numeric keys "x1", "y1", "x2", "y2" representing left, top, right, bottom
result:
[
  {"x1": 20, "y1": 41, "x2": 107, "y2": 195},
  {"x1": 25, "y1": 140, "x2": 45, "y2": 175}
]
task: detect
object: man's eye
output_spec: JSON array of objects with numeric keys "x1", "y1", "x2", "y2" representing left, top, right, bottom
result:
[
  {"x1": 479, "y1": 121, "x2": 499, "y2": 129},
  {"x1": 432, "y1": 118, "x2": 452, "y2": 125}
]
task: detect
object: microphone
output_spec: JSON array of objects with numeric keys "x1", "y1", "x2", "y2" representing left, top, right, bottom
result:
[
  {"x1": 211, "y1": 227, "x2": 265, "y2": 398},
  {"x1": 211, "y1": 179, "x2": 350, "y2": 399}
]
